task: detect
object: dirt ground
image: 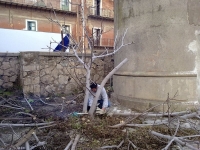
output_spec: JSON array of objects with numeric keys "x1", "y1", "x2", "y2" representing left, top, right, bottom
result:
[{"x1": 0, "y1": 89, "x2": 199, "y2": 150}]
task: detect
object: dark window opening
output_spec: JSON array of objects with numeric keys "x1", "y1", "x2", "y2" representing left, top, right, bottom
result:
[
  {"x1": 93, "y1": 28, "x2": 101, "y2": 46},
  {"x1": 27, "y1": 21, "x2": 36, "y2": 31},
  {"x1": 95, "y1": 0, "x2": 101, "y2": 16}
]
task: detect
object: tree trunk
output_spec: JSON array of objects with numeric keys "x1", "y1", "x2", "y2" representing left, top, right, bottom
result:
[
  {"x1": 88, "y1": 58, "x2": 128, "y2": 118},
  {"x1": 83, "y1": 67, "x2": 91, "y2": 112}
]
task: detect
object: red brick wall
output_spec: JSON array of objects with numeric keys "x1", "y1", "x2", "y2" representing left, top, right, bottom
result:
[
  {"x1": 0, "y1": 5, "x2": 77, "y2": 34},
  {"x1": 0, "y1": 0, "x2": 113, "y2": 47},
  {"x1": 102, "y1": 0, "x2": 113, "y2": 10}
]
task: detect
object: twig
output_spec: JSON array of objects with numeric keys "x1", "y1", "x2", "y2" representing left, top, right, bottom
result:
[
  {"x1": 37, "y1": 96, "x2": 62, "y2": 107},
  {"x1": 24, "y1": 98, "x2": 33, "y2": 111},
  {"x1": 0, "y1": 105, "x2": 25, "y2": 110},
  {"x1": 162, "y1": 139, "x2": 175, "y2": 150},
  {"x1": 13, "y1": 128, "x2": 35, "y2": 148},
  {"x1": 64, "y1": 139, "x2": 73, "y2": 150},
  {"x1": 60, "y1": 99, "x2": 64, "y2": 112},
  {"x1": 109, "y1": 103, "x2": 163, "y2": 128},
  {"x1": 126, "y1": 122, "x2": 168, "y2": 127},
  {"x1": 0, "y1": 138, "x2": 6, "y2": 147},
  {"x1": 30, "y1": 132, "x2": 46, "y2": 150},
  {"x1": 101, "y1": 140, "x2": 124, "y2": 149},
  {"x1": 0, "y1": 122, "x2": 54, "y2": 127},
  {"x1": 16, "y1": 112, "x2": 36, "y2": 119},
  {"x1": 71, "y1": 134, "x2": 81, "y2": 150},
  {"x1": 151, "y1": 131, "x2": 199, "y2": 150},
  {"x1": 128, "y1": 139, "x2": 137, "y2": 149},
  {"x1": 180, "y1": 112, "x2": 200, "y2": 119},
  {"x1": 38, "y1": 124, "x2": 56, "y2": 129},
  {"x1": 110, "y1": 111, "x2": 190, "y2": 117},
  {"x1": 25, "y1": 141, "x2": 30, "y2": 150}
]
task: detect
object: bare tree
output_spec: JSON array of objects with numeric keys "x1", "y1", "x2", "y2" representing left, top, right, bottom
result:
[{"x1": 45, "y1": 1, "x2": 133, "y2": 118}]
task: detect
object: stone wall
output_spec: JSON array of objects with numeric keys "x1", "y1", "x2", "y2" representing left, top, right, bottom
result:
[
  {"x1": 0, "y1": 52, "x2": 113, "y2": 96},
  {"x1": 0, "y1": 53, "x2": 19, "y2": 89},
  {"x1": 20, "y1": 52, "x2": 113, "y2": 96}
]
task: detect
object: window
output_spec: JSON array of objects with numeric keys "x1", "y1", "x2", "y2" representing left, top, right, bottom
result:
[
  {"x1": 94, "y1": 0, "x2": 101, "y2": 16},
  {"x1": 62, "y1": 24, "x2": 70, "y2": 34},
  {"x1": 26, "y1": 20, "x2": 37, "y2": 31},
  {"x1": 92, "y1": 28, "x2": 101, "y2": 46},
  {"x1": 61, "y1": 0, "x2": 71, "y2": 11}
]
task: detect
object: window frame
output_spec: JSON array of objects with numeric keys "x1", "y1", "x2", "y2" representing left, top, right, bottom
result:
[
  {"x1": 92, "y1": 27, "x2": 102, "y2": 46},
  {"x1": 93, "y1": 0, "x2": 102, "y2": 16},
  {"x1": 60, "y1": 0, "x2": 71, "y2": 11},
  {"x1": 25, "y1": 19, "x2": 38, "y2": 31},
  {"x1": 62, "y1": 24, "x2": 71, "y2": 35}
]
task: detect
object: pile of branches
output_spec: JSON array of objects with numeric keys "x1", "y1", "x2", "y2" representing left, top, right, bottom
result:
[
  {"x1": 0, "y1": 93, "x2": 82, "y2": 150},
  {"x1": 0, "y1": 92, "x2": 200, "y2": 150}
]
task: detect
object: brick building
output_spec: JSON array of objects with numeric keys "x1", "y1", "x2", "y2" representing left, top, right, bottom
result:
[{"x1": 0, "y1": 0, "x2": 114, "y2": 52}]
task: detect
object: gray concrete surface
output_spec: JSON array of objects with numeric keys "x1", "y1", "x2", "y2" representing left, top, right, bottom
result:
[{"x1": 113, "y1": 0, "x2": 200, "y2": 111}]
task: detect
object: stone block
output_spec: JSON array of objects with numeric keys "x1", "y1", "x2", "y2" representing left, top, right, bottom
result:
[
  {"x1": 45, "y1": 85, "x2": 53, "y2": 93},
  {"x1": 63, "y1": 68, "x2": 70, "y2": 75},
  {"x1": 4, "y1": 69, "x2": 15, "y2": 76},
  {"x1": 2, "y1": 82, "x2": 13, "y2": 89},
  {"x1": 93, "y1": 74, "x2": 100, "y2": 81},
  {"x1": 0, "y1": 57, "x2": 4, "y2": 62},
  {"x1": 41, "y1": 75, "x2": 54, "y2": 84},
  {"x1": 2, "y1": 76, "x2": 9, "y2": 82},
  {"x1": 40, "y1": 69, "x2": 46, "y2": 77},
  {"x1": 40, "y1": 86, "x2": 46, "y2": 96},
  {"x1": 23, "y1": 65, "x2": 36, "y2": 71},
  {"x1": 23, "y1": 85, "x2": 29, "y2": 94},
  {"x1": 16, "y1": 64, "x2": 20, "y2": 71},
  {"x1": 58, "y1": 75, "x2": 68, "y2": 84},
  {"x1": 10, "y1": 59, "x2": 19, "y2": 68},
  {"x1": 33, "y1": 85, "x2": 40, "y2": 95},
  {"x1": 3, "y1": 57, "x2": 9, "y2": 62},
  {"x1": 28, "y1": 85, "x2": 34, "y2": 93},
  {"x1": 1, "y1": 62, "x2": 10, "y2": 70},
  {"x1": 32, "y1": 77, "x2": 40, "y2": 84},
  {"x1": 23, "y1": 72, "x2": 27, "y2": 77},
  {"x1": 54, "y1": 80, "x2": 59, "y2": 84},
  {"x1": 10, "y1": 75, "x2": 17, "y2": 82},
  {"x1": 0, "y1": 69, "x2": 3, "y2": 75},
  {"x1": 22, "y1": 52, "x2": 38, "y2": 65},
  {"x1": 57, "y1": 64, "x2": 63, "y2": 69},
  {"x1": 0, "y1": 79, "x2": 3, "y2": 86},
  {"x1": 43, "y1": 68, "x2": 51, "y2": 75},
  {"x1": 51, "y1": 69, "x2": 59, "y2": 78},
  {"x1": 23, "y1": 78, "x2": 32, "y2": 85},
  {"x1": 36, "y1": 65, "x2": 40, "y2": 70}
]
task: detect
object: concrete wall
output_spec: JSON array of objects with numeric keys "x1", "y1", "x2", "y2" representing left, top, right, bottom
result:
[
  {"x1": 0, "y1": 52, "x2": 113, "y2": 96},
  {"x1": 113, "y1": 0, "x2": 200, "y2": 111}
]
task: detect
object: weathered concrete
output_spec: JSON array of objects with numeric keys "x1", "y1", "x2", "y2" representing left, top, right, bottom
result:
[{"x1": 113, "y1": 0, "x2": 200, "y2": 111}]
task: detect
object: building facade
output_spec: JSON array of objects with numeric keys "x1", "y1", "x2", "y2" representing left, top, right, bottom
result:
[
  {"x1": 0, "y1": 0, "x2": 114, "y2": 52},
  {"x1": 113, "y1": 0, "x2": 200, "y2": 111}
]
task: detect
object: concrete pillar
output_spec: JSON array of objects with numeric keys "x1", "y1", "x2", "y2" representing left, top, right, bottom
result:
[
  {"x1": 113, "y1": 0, "x2": 200, "y2": 111},
  {"x1": 195, "y1": 31, "x2": 200, "y2": 103}
]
